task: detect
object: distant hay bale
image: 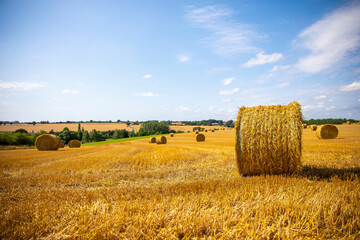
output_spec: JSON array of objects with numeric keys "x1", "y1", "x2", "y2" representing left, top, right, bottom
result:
[
  {"x1": 157, "y1": 136, "x2": 167, "y2": 144},
  {"x1": 59, "y1": 142, "x2": 65, "y2": 148},
  {"x1": 211, "y1": 129, "x2": 214, "y2": 132},
  {"x1": 35, "y1": 134, "x2": 60, "y2": 151},
  {"x1": 204, "y1": 129, "x2": 208, "y2": 132},
  {"x1": 196, "y1": 133, "x2": 205, "y2": 142},
  {"x1": 316, "y1": 124, "x2": 338, "y2": 139},
  {"x1": 343, "y1": 121, "x2": 351, "y2": 125},
  {"x1": 195, "y1": 130, "x2": 199, "y2": 134},
  {"x1": 149, "y1": 137, "x2": 156, "y2": 143},
  {"x1": 303, "y1": 124, "x2": 307, "y2": 129},
  {"x1": 309, "y1": 125, "x2": 317, "y2": 131},
  {"x1": 170, "y1": 133, "x2": 174, "y2": 137},
  {"x1": 68, "y1": 140, "x2": 81, "y2": 148},
  {"x1": 235, "y1": 101, "x2": 302, "y2": 176}
]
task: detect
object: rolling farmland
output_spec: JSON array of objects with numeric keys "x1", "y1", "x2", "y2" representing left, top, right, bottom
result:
[{"x1": 0, "y1": 125, "x2": 359, "y2": 239}]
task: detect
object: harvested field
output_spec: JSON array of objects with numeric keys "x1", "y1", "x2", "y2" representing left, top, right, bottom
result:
[{"x1": 0, "y1": 125, "x2": 359, "y2": 239}]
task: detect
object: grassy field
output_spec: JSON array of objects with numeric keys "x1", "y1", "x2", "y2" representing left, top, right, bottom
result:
[{"x1": 0, "y1": 126, "x2": 359, "y2": 239}]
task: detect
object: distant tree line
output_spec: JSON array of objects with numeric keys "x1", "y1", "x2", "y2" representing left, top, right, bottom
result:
[{"x1": 304, "y1": 118, "x2": 359, "y2": 125}]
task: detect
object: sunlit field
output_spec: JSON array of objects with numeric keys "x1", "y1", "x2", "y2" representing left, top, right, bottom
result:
[{"x1": 1, "y1": 125, "x2": 359, "y2": 239}]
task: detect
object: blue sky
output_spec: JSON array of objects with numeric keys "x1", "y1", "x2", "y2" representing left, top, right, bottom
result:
[{"x1": 0, "y1": 0, "x2": 360, "y2": 122}]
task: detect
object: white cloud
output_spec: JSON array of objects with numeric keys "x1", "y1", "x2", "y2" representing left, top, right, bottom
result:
[
  {"x1": 314, "y1": 95, "x2": 327, "y2": 100},
  {"x1": 186, "y1": 5, "x2": 260, "y2": 57},
  {"x1": 0, "y1": 100, "x2": 15, "y2": 106},
  {"x1": 358, "y1": 98, "x2": 360, "y2": 103},
  {"x1": 302, "y1": 102, "x2": 325, "y2": 111},
  {"x1": 271, "y1": 64, "x2": 290, "y2": 72},
  {"x1": 134, "y1": 92, "x2": 159, "y2": 97},
  {"x1": 354, "y1": 68, "x2": 360, "y2": 74},
  {"x1": 63, "y1": 89, "x2": 79, "y2": 94},
  {"x1": 0, "y1": 81, "x2": 44, "y2": 90},
  {"x1": 178, "y1": 55, "x2": 190, "y2": 62},
  {"x1": 219, "y1": 88, "x2": 239, "y2": 95},
  {"x1": 175, "y1": 106, "x2": 190, "y2": 112},
  {"x1": 326, "y1": 106, "x2": 336, "y2": 111},
  {"x1": 208, "y1": 105, "x2": 216, "y2": 111},
  {"x1": 277, "y1": 82, "x2": 290, "y2": 88},
  {"x1": 295, "y1": 3, "x2": 360, "y2": 73},
  {"x1": 242, "y1": 52, "x2": 283, "y2": 68},
  {"x1": 339, "y1": 81, "x2": 360, "y2": 91},
  {"x1": 143, "y1": 74, "x2": 152, "y2": 78},
  {"x1": 222, "y1": 77, "x2": 235, "y2": 85}
]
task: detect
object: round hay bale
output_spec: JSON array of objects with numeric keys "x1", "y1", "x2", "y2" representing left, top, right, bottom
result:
[
  {"x1": 211, "y1": 129, "x2": 214, "y2": 132},
  {"x1": 35, "y1": 134, "x2": 60, "y2": 151},
  {"x1": 157, "y1": 136, "x2": 167, "y2": 144},
  {"x1": 235, "y1": 101, "x2": 302, "y2": 176},
  {"x1": 149, "y1": 137, "x2": 156, "y2": 143},
  {"x1": 59, "y1": 142, "x2": 65, "y2": 148},
  {"x1": 309, "y1": 125, "x2": 317, "y2": 131},
  {"x1": 196, "y1": 133, "x2": 205, "y2": 142},
  {"x1": 195, "y1": 130, "x2": 199, "y2": 134},
  {"x1": 204, "y1": 129, "x2": 208, "y2": 132},
  {"x1": 316, "y1": 124, "x2": 338, "y2": 139},
  {"x1": 170, "y1": 133, "x2": 174, "y2": 137},
  {"x1": 68, "y1": 140, "x2": 81, "y2": 148},
  {"x1": 302, "y1": 124, "x2": 307, "y2": 129}
]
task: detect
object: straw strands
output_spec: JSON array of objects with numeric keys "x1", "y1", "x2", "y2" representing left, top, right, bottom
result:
[
  {"x1": 35, "y1": 134, "x2": 60, "y2": 151},
  {"x1": 196, "y1": 133, "x2": 205, "y2": 142},
  {"x1": 316, "y1": 124, "x2": 338, "y2": 139},
  {"x1": 235, "y1": 101, "x2": 302, "y2": 176}
]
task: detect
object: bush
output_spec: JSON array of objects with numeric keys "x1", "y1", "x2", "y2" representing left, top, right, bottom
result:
[
  {"x1": 113, "y1": 129, "x2": 129, "y2": 139},
  {"x1": 12, "y1": 132, "x2": 33, "y2": 146},
  {"x1": 0, "y1": 133, "x2": 15, "y2": 145},
  {"x1": 138, "y1": 121, "x2": 170, "y2": 136}
]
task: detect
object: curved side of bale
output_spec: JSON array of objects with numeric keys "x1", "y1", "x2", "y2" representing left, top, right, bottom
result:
[
  {"x1": 149, "y1": 137, "x2": 156, "y2": 143},
  {"x1": 196, "y1": 133, "x2": 205, "y2": 142},
  {"x1": 316, "y1": 124, "x2": 338, "y2": 139},
  {"x1": 68, "y1": 140, "x2": 81, "y2": 148},
  {"x1": 309, "y1": 125, "x2": 317, "y2": 131},
  {"x1": 59, "y1": 142, "x2": 65, "y2": 148},
  {"x1": 235, "y1": 101, "x2": 302, "y2": 176},
  {"x1": 35, "y1": 134, "x2": 60, "y2": 151}
]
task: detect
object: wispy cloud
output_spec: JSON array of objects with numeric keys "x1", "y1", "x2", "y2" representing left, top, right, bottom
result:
[
  {"x1": 134, "y1": 92, "x2": 159, "y2": 97},
  {"x1": 295, "y1": 3, "x2": 360, "y2": 73},
  {"x1": 242, "y1": 52, "x2": 283, "y2": 68},
  {"x1": 175, "y1": 106, "x2": 190, "y2": 112},
  {"x1": 63, "y1": 89, "x2": 79, "y2": 94},
  {"x1": 178, "y1": 55, "x2": 190, "y2": 62},
  {"x1": 219, "y1": 88, "x2": 239, "y2": 95},
  {"x1": 326, "y1": 106, "x2": 335, "y2": 111},
  {"x1": 222, "y1": 77, "x2": 235, "y2": 85},
  {"x1": 339, "y1": 81, "x2": 360, "y2": 91},
  {"x1": 143, "y1": 74, "x2": 152, "y2": 78},
  {"x1": 314, "y1": 95, "x2": 327, "y2": 100},
  {"x1": 271, "y1": 64, "x2": 290, "y2": 72},
  {"x1": 302, "y1": 102, "x2": 325, "y2": 111},
  {"x1": 221, "y1": 98, "x2": 232, "y2": 103},
  {"x1": 186, "y1": 5, "x2": 260, "y2": 57},
  {"x1": 277, "y1": 82, "x2": 290, "y2": 88},
  {"x1": 0, "y1": 81, "x2": 44, "y2": 90},
  {"x1": 208, "y1": 105, "x2": 216, "y2": 111}
]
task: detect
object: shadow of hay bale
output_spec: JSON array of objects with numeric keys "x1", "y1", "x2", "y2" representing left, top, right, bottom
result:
[{"x1": 301, "y1": 166, "x2": 360, "y2": 181}]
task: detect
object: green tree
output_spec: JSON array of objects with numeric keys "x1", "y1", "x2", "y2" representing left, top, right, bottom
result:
[
  {"x1": 89, "y1": 129, "x2": 105, "y2": 142},
  {"x1": 14, "y1": 128, "x2": 28, "y2": 134},
  {"x1": 113, "y1": 129, "x2": 129, "y2": 139},
  {"x1": 138, "y1": 121, "x2": 170, "y2": 136}
]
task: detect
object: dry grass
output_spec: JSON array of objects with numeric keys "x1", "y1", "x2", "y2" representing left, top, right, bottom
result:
[{"x1": 0, "y1": 125, "x2": 360, "y2": 239}]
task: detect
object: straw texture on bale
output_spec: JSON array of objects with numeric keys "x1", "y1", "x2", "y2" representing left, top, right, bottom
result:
[
  {"x1": 149, "y1": 137, "x2": 156, "y2": 143},
  {"x1": 316, "y1": 124, "x2": 338, "y2": 139},
  {"x1": 196, "y1": 133, "x2": 205, "y2": 142},
  {"x1": 68, "y1": 140, "x2": 81, "y2": 148},
  {"x1": 59, "y1": 142, "x2": 65, "y2": 148},
  {"x1": 157, "y1": 136, "x2": 167, "y2": 144},
  {"x1": 309, "y1": 125, "x2": 317, "y2": 131},
  {"x1": 235, "y1": 101, "x2": 302, "y2": 176},
  {"x1": 35, "y1": 134, "x2": 60, "y2": 151}
]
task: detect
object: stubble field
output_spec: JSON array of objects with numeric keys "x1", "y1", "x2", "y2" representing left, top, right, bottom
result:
[{"x1": 0, "y1": 125, "x2": 359, "y2": 239}]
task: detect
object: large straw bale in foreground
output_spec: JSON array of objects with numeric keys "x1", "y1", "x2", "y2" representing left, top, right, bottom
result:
[
  {"x1": 235, "y1": 101, "x2": 302, "y2": 176},
  {"x1": 196, "y1": 133, "x2": 205, "y2": 142},
  {"x1": 316, "y1": 124, "x2": 338, "y2": 139},
  {"x1": 149, "y1": 137, "x2": 156, "y2": 143},
  {"x1": 157, "y1": 136, "x2": 167, "y2": 144},
  {"x1": 35, "y1": 134, "x2": 60, "y2": 151},
  {"x1": 68, "y1": 140, "x2": 81, "y2": 148}
]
